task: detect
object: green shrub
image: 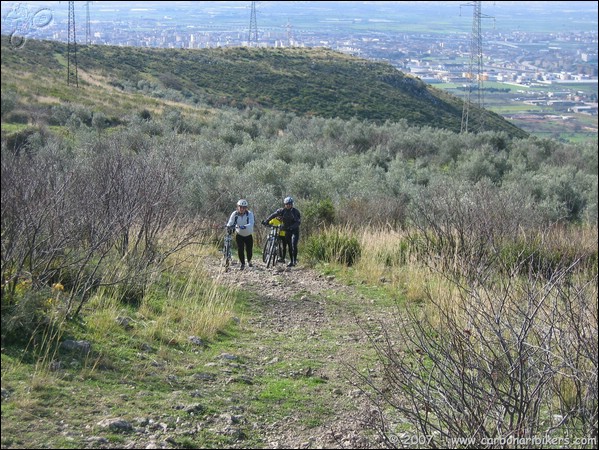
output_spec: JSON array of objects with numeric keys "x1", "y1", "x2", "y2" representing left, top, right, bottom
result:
[
  {"x1": 1, "y1": 89, "x2": 17, "y2": 119},
  {"x1": 1, "y1": 126, "x2": 48, "y2": 154},
  {"x1": 304, "y1": 228, "x2": 361, "y2": 266},
  {"x1": 138, "y1": 109, "x2": 152, "y2": 121},
  {"x1": 4, "y1": 111, "x2": 29, "y2": 124},
  {"x1": 302, "y1": 198, "x2": 335, "y2": 237},
  {"x1": 1, "y1": 283, "x2": 57, "y2": 344}
]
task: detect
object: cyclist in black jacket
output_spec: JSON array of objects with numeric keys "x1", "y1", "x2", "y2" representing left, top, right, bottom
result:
[{"x1": 262, "y1": 196, "x2": 301, "y2": 267}]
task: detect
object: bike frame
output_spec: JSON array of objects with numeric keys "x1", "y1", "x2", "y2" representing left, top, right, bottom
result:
[
  {"x1": 262, "y1": 219, "x2": 285, "y2": 268},
  {"x1": 223, "y1": 227, "x2": 233, "y2": 270}
]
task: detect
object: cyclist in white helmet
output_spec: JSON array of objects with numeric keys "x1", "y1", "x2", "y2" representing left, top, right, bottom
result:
[
  {"x1": 262, "y1": 196, "x2": 301, "y2": 267},
  {"x1": 226, "y1": 199, "x2": 255, "y2": 270}
]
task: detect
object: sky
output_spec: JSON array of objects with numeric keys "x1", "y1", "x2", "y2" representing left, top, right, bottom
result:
[{"x1": 1, "y1": 1, "x2": 597, "y2": 37}]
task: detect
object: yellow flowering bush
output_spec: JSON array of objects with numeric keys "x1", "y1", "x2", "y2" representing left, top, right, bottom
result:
[{"x1": 1, "y1": 279, "x2": 67, "y2": 341}]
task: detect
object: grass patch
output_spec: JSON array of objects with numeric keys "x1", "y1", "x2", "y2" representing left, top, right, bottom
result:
[{"x1": 253, "y1": 375, "x2": 331, "y2": 421}]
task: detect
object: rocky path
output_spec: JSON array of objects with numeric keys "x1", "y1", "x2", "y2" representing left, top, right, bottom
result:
[{"x1": 201, "y1": 257, "x2": 386, "y2": 449}]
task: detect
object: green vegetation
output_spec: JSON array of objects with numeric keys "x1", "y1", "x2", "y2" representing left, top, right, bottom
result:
[
  {"x1": 304, "y1": 227, "x2": 362, "y2": 266},
  {"x1": 1, "y1": 34, "x2": 597, "y2": 448},
  {"x1": 1, "y1": 35, "x2": 526, "y2": 138}
]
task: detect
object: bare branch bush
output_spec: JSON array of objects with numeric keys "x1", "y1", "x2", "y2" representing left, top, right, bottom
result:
[
  {"x1": 1, "y1": 133, "x2": 213, "y2": 340},
  {"x1": 355, "y1": 178, "x2": 598, "y2": 447},
  {"x1": 1, "y1": 139, "x2": 80, "y2": 296}
]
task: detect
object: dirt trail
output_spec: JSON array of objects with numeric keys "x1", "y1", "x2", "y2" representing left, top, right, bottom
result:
[{"x1": 203, "y1": 256, "x2": 384, "y2": 448}]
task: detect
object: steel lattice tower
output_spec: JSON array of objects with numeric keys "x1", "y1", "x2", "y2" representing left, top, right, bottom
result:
[
  {"x1": 85, "y1": 1, "x2": 91, "y2": 45},
  {"x1": 67, "y1": 1, "x2": 79, "y2": 87},
  {"x1": 248, "y1": 1, "x2": 258, "y2": 46},
  {"x1": 286, "y1": 19, "x2": 293, "y2": 47},
  {"x1": 461, "y1": 1, "x2": 485, "y2": 134}
]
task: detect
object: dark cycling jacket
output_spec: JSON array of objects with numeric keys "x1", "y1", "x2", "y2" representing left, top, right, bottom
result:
[{"x1": 265, "y1": 207, "x2": 301, "y2": 231}]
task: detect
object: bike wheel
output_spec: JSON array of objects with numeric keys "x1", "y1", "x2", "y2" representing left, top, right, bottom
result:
[
  {"x1": 266, "y1": 238, "x2": 277, "y2": 268},
  {"x1": 262, "y1": 237, "x2": 272, "y2": 263},
  {"x1": 223, "y1": 241, "x2": 231, "y2": 270},
  {"x1": 271, "y1": 238, "x2": 279, "y2": 267}
]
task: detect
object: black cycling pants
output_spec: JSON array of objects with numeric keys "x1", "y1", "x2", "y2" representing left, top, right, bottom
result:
[
  {"x1": 283, "y1": 229, "x2": 299, "y2": 262},
  {"x1": 235, "y1": 234, "x2": 253, "y2": 264}
]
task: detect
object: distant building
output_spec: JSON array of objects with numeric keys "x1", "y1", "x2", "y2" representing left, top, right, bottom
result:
[{"x1": 570, "y1": 104, "x2": 597, "y2": 115}]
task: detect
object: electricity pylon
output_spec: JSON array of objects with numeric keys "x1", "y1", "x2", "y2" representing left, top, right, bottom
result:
[
  {"x1": 460, "y1": 1, "x2": 492, "y2": 133},
  {"x1": 286, "y1": 18, "x2": 293, "y2": 47},
  {"x1": 85, "y1": 1, "x2": 91, "y2": 45},
  {"x1": 248, "y1": 1, "x2": 258, "y2": 46},
  {"x1": 67, "y1": 1, "x2": 78, "y2": 87}
]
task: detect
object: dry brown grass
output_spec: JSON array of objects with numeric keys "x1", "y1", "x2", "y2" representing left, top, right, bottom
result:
[{"x1": 353, "y1": 228, "x2": 446, "y2": 307}]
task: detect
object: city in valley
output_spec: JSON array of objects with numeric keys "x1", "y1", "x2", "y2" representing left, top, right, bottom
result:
[{"x1": 2, "y1": 1, "x2": 597, "y2": 140}]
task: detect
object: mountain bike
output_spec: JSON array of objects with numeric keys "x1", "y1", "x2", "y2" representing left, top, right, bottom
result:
[
  {"x1": 262, "y1": 218, "x2": 285, "y2": 268},
  {"x1": 222, "y1": 226, "x2": 234, "y2": 271}
]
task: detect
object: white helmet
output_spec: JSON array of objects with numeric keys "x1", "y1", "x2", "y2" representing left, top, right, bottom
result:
[
  {"x1": 284, "y1": 196, "x2": 294, "y2": 205},
  {"x1": 237, "y1": 199, "x2": 248, "y2": 207}
]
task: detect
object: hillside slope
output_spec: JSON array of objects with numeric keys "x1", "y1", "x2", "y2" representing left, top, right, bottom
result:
[{"x1": 1, "y1": 36, "x2": 527, "y2": 138}]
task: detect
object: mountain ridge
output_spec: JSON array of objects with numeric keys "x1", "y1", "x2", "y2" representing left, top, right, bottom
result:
[{"x1": 1, "y1": 36, "x2": 528, "y2": 138}]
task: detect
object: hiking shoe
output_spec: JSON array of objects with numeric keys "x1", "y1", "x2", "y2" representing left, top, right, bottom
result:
[
  {"x1": 248, "y1": 262, "x2": 253, "y2": 267},
  {"x1": 277, "y1": 258, "x2": 285, "y2": 263},
  {"x1": 287, "y1": 261, "x2": 295, "y2": 267},
  {"x1": 239, "y1": 264, "x2": 245, "y2": 271}
]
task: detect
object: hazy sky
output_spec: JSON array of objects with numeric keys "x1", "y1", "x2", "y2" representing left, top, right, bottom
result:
[{"x1": 2, "y1": 1, "x2": 597, "y2": 35}]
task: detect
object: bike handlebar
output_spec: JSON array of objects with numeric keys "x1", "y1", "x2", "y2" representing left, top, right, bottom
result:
[{"x1": 263, "y1": 217, "x2": 284, "y2": 227}]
